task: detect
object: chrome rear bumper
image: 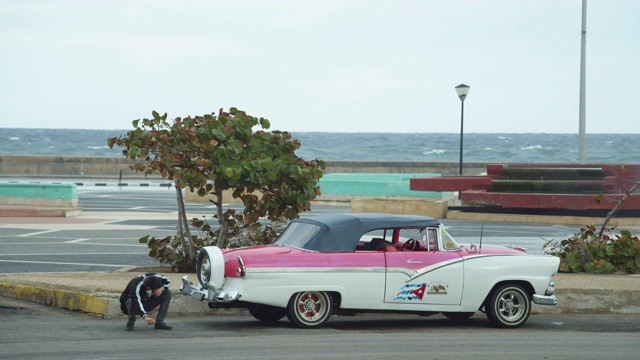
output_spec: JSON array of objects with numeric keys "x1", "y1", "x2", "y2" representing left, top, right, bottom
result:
[{"x1": 179, "y1": 275, "x2": 240, "y2": 303}]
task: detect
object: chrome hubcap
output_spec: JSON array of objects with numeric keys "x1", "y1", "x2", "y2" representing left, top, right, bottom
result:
[
  {"x1": 200, "y1": 257, "x2": 211, "y2": 283},
  {"x1": 297, "y1": 292, "x2": 324, "y2": 320},
  {"x1": 498, "y1": 291, "x2": 524, "y2": 320}
]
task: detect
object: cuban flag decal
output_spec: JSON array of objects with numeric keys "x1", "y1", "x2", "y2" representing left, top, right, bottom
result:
[{"x1": 394, "y1": 283, "x2": 427, "y2": 301}]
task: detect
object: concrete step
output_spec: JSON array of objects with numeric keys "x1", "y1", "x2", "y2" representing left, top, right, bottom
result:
[
  {"x1": 488, "y1": 180, "x2": 604, "y2": 194},
  {"x1": 500, "y1": 167, "x2": 606, "y2": 180},
  {"x1": 0, "y1": 205, "x2": 83, "y2": 217}
]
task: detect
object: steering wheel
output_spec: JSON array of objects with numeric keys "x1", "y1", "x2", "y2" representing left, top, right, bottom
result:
[{"x1": 402, "y1": 239, "x2": 420, "y2": 251}]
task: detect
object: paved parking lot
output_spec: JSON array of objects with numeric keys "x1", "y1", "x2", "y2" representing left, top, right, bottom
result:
[
  {"x1": 0, "y1": 186, "x2": 348, "y2": 273},
  {"x1": 0, "y1": 185, "x2": 609, "y2": 273}
]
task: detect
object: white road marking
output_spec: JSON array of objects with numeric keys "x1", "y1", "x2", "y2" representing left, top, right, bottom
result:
[
  {"x1": 0, "y1": 242, "x2": 147, "y2": 247},
  {"x1": 64, "y1": 238, "x2": 91, "y2": 243},
  {"x1": 0, "y1": 259, "x2": 129, "y2": 267},
  {"x1": 0, "y1": 252, "x2": 148, "y2": 256},
  {"x1": 18, "y1": 230, "x2": 60, "y2": 237}
]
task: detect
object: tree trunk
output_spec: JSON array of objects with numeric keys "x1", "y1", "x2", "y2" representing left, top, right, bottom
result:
[
  {"x1": 214, "y1": 188, "x2": 228, "y2": 248},
  {"x1": 175, "y1": 186, "x2": 195, "y2": 267}
]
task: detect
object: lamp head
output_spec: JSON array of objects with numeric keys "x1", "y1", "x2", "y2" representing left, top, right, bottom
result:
[{"x1": 455, "y1": 84, "x2": 470, "y2": 101}]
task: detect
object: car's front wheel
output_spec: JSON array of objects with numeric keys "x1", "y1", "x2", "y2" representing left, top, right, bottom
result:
[
  {"x1": 485, "y1": 284, "x2": 531, "y2": 328},
  {"x1": 286, "y1": 291, "x2": 333, "y2": 329},
  {"x1": 248, "y1": 305, "x2": 287, "y2": 323}
]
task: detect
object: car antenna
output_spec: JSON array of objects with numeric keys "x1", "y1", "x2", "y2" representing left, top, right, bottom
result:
[{"x1": 479, "y1": 223, "x2": 484, "y2": 252}]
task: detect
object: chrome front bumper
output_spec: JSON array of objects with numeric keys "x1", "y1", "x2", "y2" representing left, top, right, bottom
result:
[
  {"x1": 532, "y1": 294, "x2": 558, "y2": 305},
  {"x1": 532, "y1": 281, "x2": 557, "y2": 305},
  {"x1": 179, "y1": 276, "x2": 240, "y2": 303}
]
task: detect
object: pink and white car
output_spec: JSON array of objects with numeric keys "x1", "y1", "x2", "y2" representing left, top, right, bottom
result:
[{"x1": 180, "y1": 213, "x2": 559, "y2": 328}]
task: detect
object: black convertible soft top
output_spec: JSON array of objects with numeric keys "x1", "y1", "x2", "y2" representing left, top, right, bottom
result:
[{"x1": 287, "y1": 213, "x2": 441, "y2": 253}]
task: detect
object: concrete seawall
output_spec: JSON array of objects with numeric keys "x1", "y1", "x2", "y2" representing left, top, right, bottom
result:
[{"x1": 0, "y1": 155, "x2": 487, "y2": 179}]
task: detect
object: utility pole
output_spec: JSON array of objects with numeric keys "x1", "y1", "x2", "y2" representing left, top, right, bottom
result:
[{"x1": 578, "y1": 0, "x2": 587, "y2": 164}]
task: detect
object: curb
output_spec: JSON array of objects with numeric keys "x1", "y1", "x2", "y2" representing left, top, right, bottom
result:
[
  {"x1": 2, "y1": 180, "x2": 173, "y2": 187},
  {"x1": 73, "y1": 182, "x2": 172, "y2": 187},
  {"x1": 0, "y1": 282, "x2": 241, "y2": 319},
  {"x1": 0, "y1": 282, "x2": 113, "y2": 316}
]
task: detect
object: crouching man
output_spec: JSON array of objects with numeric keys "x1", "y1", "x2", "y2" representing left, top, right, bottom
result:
[{"x1": 119, "y1": 272, "x2": 172, "y2": 331}]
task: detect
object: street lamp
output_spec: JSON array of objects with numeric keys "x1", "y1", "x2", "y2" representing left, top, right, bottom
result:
[{"x1": 455, "y1": 84, "x2": 470, "y2": 176}]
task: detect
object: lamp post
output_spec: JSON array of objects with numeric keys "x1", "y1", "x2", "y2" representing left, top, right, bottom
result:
[{"x1": 455, "y1": 84, "x2": 470, "y2": 176}]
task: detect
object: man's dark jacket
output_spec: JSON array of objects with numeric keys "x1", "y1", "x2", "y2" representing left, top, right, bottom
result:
[{"x1": 119, "y1": 273, "x2": 171, "y2": 317}]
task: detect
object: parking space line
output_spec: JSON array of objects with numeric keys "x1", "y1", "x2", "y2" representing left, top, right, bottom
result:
[
  {"x1": 18, "y1": 230, "x2": 60, "y2": 237},
  {"x1": 0, "y1": 252, "x2": 148, "y2": 256},
  {"x1": 64, "y1": 239, "x2": 91, "y2": 243},
  {"x1": 0, "y1": 259, "x2": 130, "y2": 267}
]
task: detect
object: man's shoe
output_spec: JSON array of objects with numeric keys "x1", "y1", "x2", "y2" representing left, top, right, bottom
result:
[
  {"x1": 154, "y1": 322, "x2": 173, "y2": 330},
  {"x1": 126, "y1": 319, "x2": 135, "y2": 331}
]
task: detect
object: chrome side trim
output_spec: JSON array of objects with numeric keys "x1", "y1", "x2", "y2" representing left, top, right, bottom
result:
[
  {"x1": 406, "y1": 258, "x2": 465, "y2": 281},
  {"x1": 247, "y1": 267, "x2": 387, "y2": 274},
  {"x1": 386, "y1": 268, "x2": 418, "y2": 277}
]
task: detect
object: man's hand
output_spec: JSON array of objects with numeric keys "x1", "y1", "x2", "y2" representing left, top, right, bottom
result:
[
  {"x1": 153, "y1": 287, "x2": 163, "y2": 298},
  {"x1": 144, "y1": 315, "x2": 155, "y2": 325}
]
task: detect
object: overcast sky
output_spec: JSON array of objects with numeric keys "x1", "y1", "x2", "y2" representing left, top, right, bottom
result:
[{"x1": 0, "y1": 0, "x2": 638, "y2": 133}]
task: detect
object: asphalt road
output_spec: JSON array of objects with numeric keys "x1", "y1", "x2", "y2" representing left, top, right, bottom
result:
[
  {"x1": 0, "y1": 185, "x2": 616, "y2": 273},
  {"x1": 1, "y1": 296, "x2": 639, "y2": 360}
]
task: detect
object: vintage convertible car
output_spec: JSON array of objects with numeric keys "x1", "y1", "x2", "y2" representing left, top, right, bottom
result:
[{"x1": 180, "y1": 213, "x2": 559, "y2": 328}]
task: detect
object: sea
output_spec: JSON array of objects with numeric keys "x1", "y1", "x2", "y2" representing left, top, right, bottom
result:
[{"x1": 1, "y1": 128, "x2": 638, "y2": 164}]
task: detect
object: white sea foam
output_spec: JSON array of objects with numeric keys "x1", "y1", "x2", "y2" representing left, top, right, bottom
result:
[
  {"x1": 520, "y1": 145, "x2": 551, "y2": 151},
  {"x1": 9, "y1": 137, "x2": 20, "y2": 141},
  {"x1": 423, "y1": 149, "x2": 446, "y2": 155}
]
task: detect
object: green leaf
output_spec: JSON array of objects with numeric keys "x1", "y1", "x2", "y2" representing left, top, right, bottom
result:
[{"x1": 262, "y1": 157, "x2": 273, "y2": 169}]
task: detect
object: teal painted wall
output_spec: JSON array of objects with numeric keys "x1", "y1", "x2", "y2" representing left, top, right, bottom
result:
[
  {"x1": 318, "y1": 173, "x2": 447, "y2": 198},
  {"x1": 0, "y1": 183, "x2": 77, "y2": 199}
]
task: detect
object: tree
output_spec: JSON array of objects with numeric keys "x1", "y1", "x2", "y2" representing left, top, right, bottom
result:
[
  {"x1": 544, "y1": 165, "x2": 640, "y2": 274},
  {"x1": 596, "y1": 171, "x2": 640, "y2": 238},
  {"x1": 107, "y1": 108, "x2": 325, "y2": 271}
]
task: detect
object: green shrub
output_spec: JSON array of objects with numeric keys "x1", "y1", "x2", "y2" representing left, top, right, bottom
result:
[
  {"x1": 543, "y1": 225, "x2": 640, "y2": 274},
  {"x1": 139, "y1": 211, "x2": 286, "y2": 272}
]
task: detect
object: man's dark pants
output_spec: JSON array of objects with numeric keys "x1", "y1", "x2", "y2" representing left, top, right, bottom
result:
[{"x1": 126, "y1": 289, "x2": 172, "y2": 323}]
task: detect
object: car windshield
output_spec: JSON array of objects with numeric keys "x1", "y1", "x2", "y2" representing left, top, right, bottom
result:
[{"x1": 274, "y1": 222, "x2": 322, "y2": 249}]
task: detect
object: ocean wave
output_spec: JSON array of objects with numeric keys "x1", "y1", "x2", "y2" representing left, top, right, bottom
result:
[
  {"x1": 423, "y1": 149, "x2": 447, "y2": 155},
  {"x1": 1, "y1": 128, "x2": 638, "y2": 164},
  {"x1": 519, "y1": 145, "x2": 552, "y2": 151}
]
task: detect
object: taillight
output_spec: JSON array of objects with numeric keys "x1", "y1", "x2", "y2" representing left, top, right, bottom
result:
[{"x1": 236, "y1": 256, "x2": 246, "y2": 278}]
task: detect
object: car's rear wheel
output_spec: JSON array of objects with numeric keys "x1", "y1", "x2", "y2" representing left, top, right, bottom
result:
[
  {"x1": 442, "y1": 312, "x2": 474, "y2": 320},
  {"x1": 286, "y1": 291, "x2": 333, "y2": 329},
  {"x1": 485, "y1": 284, "x2": 531, "y2": 328},
  {"x1": 248, "y1": 305, "x2": 287, "y2": 323}
]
